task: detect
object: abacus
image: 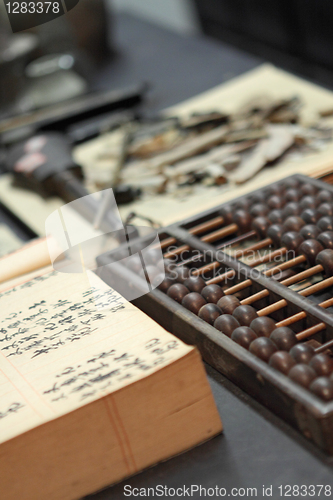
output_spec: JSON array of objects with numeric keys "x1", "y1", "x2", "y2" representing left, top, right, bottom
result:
[{"x1": 97, "y1": 174, "x2": 333, "y2": 453}]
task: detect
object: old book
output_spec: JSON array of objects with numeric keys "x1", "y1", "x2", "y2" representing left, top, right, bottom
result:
[{"x1": 0, "y1": 269, "x2": 222, "y2": 500}]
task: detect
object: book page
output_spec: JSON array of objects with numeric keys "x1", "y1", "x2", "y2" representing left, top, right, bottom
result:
[{"x1": 0, "y1": 270, "x2": 193, "y2": 444}]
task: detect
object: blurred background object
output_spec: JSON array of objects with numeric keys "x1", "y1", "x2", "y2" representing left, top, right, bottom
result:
[
  {"x1": 0, "y1": 2, "x2": 38, "y2": 111},
  {"x1": 111, "y1": 0, "x2": 200, "y2": 35},
  {"x1": 0, "y1": 0, "x2": 114, "y2": 117},
  {"x1": 192, "y1": 0, "x2": 333, "y2": 86}
]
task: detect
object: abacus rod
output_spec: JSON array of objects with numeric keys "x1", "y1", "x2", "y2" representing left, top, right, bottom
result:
[
  {"x1": 275, "y1": 297, "x2": 333, "y2": 328},
  {"x1": 240, "y1": 264, "x2": 323, "y2": 305},
  {"x1": 257, "y1": 276, "x2": 333, "y2": 316},
  {"x1": 192, "y1": 238, "x2": 273, "y2": 276},
  {"x1": 205, "y1": 247, "x2": 287, "y2": 285},
  {"x1": 315, "y1": 339, "x2": 333, "y2": 354},
  {"x1": 177, "y1": 230, "x2": 258, "y2": 267},
  {"x1": 296, "y1": 323, "x2": 326, "y2": 341},
  {"x1": 164, "y1": 223, "x2": 238, "y2": 258},
  {"x1": 160, "y1": 216, "x2": 224, "y2": 249},
  {"x1": 224, "y1": 254, "x2": 306, "y2": 296}
]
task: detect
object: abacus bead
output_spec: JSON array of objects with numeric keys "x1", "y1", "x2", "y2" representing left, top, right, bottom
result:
[
  {"x1": 233, "y1": 210, "x2": 252, "y2": 233},
  {"x1": 267, "y1": 183, "x2": 285, "y2": 196},
  {"x1": 285, "y1": 188, "x2": 301, "y2": 202},
  {"x1": 282, "y1": 216, "x2": 305, "y2": 233},
  {"x1": 175, "y1": 266, "x2": 191, "y2": 283},
  {"x1": 289, "y1": 343, "x2": 315, "y2": 364},
  {"x1": 251, "y1": 217, "x2": 271, "y2": 239},
  {"x1": 250, "y1": 203, "x2": 269, "y2": 217},
  {"x1": 182, "y1": 293, "x2": 207, "y2": 314},
  {"x1": 317, "y1": 203, "x2": 333, "y2": 217},
  {"x1": 317, "y1": 216, "x2": 333, "y2": 232},
  {"x1": 235, "y1": 198, "x2": 251, "y2": 210},
  {"x1": 280, "y1": 231, "x2": 304, "y2": 254},
  {"x1": 269, "y1": 351, "x2": 296, "y2": 374},
  {"x1": 198, "y1": 303, "x2": 222, "y2": 325},
  {"x1": 249, "y1": 337, "x2": 278, "y2": 362},
  {"x1": 317, "y1": 190, "x2": 333, "y2": 203},
  {"x1": 217, "y1": 295, "x2": 241, "y2": 314},
  {"x1": 288, "y1": 364, "x2": 317, "y2": 388},
  {"x1": 298, "y1": 239, "x2": 324, "y2": 266},
  {"x1": 315, "y1": 249, "x2": 333, "y2": 277},
  {"x1": 267, "y1": 195, "x2": 284, "y2": 209},
  {"x1": 231, "y1": 327, "x2": 257, "y2": 349},
  {"x1": 300, "y1": 208, "x2": 321, "y2": 225},
  {"x1": 250, "y1": 316, "x2": 276, "y2": 337},
  {"x1": 251, "y1": 191, "x2": 266, "y2": 204},
  {"x1": 167, "y1": 284, "x2": 189, "y2": 303},
  {"x1": 282, "y1": 202, "x2": 300, "y2": 218},
  {"x1": 270, "y1": 327, "x2": 297, "y2": 351},
  {"x1": 268, "y1": 210, "x2": 283, "y2": 225},
  {"x1": 184, "y1": 276, "x2": 206, "y2": 293},
  {"x1": 284, "y1": 178, "x2": 300, "y2": 189},
  {"x1": 301, "y1": 183, "x2": 317, "y2": 196},
  {"x1": 220, "y1": 205, "x2": 234, "y2": 225},
  {"x1": 310, "y1": 377, "x2": 333, "y2": 401},
  {"x1": 267, "y1": 224, "x2": 283, "y2": 247},
  {"x1": 201, "y1": 284, "x2": 224, "y2": 303},
  {"x1": 299, "y1": 224, "x2": 321, "y2": 240},
  {"x1": 300, "y1": 196, "x2": 317, "y2": 210},
  {"x1": 317, "y1": 231, "x2": 333, "y2": 249},
  {"x1": 214, "y1": 314, "x2": 240, "y2": 337},
  {"x1": 232, "y1": 305, "x2": 258, "y2": 326},
  {"x1": 157, "y1": 274, "x2": 175, "y2": 293},
  {"x1": 309, "y1": 354, "x2": 333, "y2": 376}
]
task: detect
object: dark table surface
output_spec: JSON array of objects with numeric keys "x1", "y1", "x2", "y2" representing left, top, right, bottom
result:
[{"x1": 85, "y1": 13, "x2": 333, "y2": 500}]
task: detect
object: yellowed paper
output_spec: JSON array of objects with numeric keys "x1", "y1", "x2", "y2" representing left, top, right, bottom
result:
[
  {"x1": 0, "y1": 271, "x2": 192, "y2": 444},
  {"x1": 3, "y1": 64, "x2": 333, "y2": 232}
]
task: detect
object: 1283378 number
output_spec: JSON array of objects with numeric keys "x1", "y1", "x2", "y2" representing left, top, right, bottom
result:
[
  {"x1": 278, "y1": 485, "x2": 332, "y2": 497},
  {"x1": 5, "y1": 2, "x2": 60, "y2": 14}
]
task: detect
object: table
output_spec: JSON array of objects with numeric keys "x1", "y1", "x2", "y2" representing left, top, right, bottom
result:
[{"x1": 84, "y1": 12, "x2": 333, "y2": 500}]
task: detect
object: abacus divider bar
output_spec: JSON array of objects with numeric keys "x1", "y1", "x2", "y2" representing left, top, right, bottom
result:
[
  {"x1": 275, "y1": 297, "x2": 333, "y2": 328},
  {"x1": 240, "y1": 263, "x2": 323, "y2": 306},
  {"x1": 217, "y1": 230, "x2": 257, "y2": 249},
  {"x1": 315, "y1": 339, "x2": 333, "y2": 354},
  {"x1": 160, "y1": 215, "x2": 224, "y2": 249},
  {"x1": 206, "y1": 247, "x2": 287, "y2": 284},
  {"x1": 257, "y1": 276, "x2": 333, "y2": 316}
]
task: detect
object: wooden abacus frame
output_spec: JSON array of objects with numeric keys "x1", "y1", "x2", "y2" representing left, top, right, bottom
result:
[{"x1": 97, "y1": 174, "x2": 333, "y2": 454}]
